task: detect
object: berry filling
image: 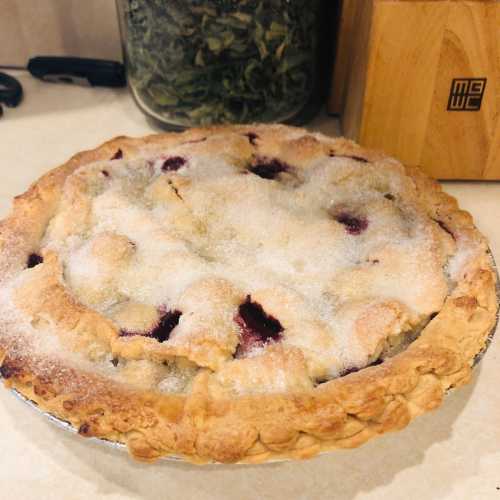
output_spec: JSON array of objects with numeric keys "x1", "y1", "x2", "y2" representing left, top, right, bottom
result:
[
  {"x1": 161, "y1": 156, "x2": 186, "y2": 172},
  {"x1": 182, "y1": 137, "x2": 207, "y2": 145},
  {"x1": 111, "y1": 149, "x2": 123, "y2": 160},
  {"x1": 334, "y1": 213, "x2": 369, "y2": 235},
  {"x1": 316, "y1": 358, "x2": 384, "y2": 384},
  {"x1": 0, "y1": 363, "x2": 21, "y2": 379},
  {"x1": 433, "y1": 219, "x2": 455, "y2": 240},
  {"x1": 119, "y1": 309, "x2": 182, "y2": 343},
  {"x1": 244, "y1": 132, "x2": 259, "y2": 145},
  {"x1": 340, "y1": 358, "x2": 383, "y2": 377},
  {"x1": 234, "y1": 296, "x2": 283, "y2": 357},
  {"x1": 249, "y1": 157, "x2": 289, "y2": 180},
  {"x1": 27, "y1": 253, "x2": 43, "y2": 268},
  {"x1": 101, "y1": 170, "x2": 110, "y2": 177},
  {"x1": 78, "y1": 423, "x2": 91, "y2": 435},
  {"x1": 347, "y1": 155, "x2": 368, "y2": 163},
  {"x1": 151, "y1": 309, "x2": 182, "y2": 342},
  {"x1": 329, "y1": 151, "x2": 369, "y2": 163},
  {"x1": 384, "y1": 193, "x2": 395, "y2": 201}
]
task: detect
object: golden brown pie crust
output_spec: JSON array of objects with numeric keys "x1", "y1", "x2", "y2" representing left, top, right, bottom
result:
[{"x1": 0, "y1": 125, "x2": 497, "y2": 464}]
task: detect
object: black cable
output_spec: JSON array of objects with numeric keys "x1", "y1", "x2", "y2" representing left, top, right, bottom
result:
[{"x1": 0, "y1": 72, "x2": 23, "y2": 107}]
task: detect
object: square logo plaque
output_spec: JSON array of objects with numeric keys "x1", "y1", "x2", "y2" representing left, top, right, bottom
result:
[{"x1": 447, "y1": 78, "x2": 487, "y2": 111}]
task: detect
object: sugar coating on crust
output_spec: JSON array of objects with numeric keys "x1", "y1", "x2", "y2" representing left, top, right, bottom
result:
[
  {"x1": 7, "y1": 133, "x2": 448, "y2": 382},
  {"x1": 0, "y1": 125, "x2": 496, "y2": 463}
]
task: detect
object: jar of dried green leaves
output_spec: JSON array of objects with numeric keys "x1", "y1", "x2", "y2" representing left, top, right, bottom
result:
[{"x1": 117, "y1": 0, "x2": 331, "y2": 128}]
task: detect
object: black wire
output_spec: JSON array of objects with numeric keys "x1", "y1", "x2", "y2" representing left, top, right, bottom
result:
[{"x1": 0, "y1": 72, "x2": 23, "y2": 108}]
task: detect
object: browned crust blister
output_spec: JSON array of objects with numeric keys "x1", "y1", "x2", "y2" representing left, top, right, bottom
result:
[{"x1": 0, "y1": 125, "x2": 497, "y2": 464}]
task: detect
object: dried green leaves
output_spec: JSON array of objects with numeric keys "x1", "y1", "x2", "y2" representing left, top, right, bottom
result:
[{"x1": 122, "y1": 0, "x2": 319, "y2": 126}]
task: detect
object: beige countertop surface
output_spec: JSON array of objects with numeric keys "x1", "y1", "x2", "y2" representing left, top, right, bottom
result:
[{"x1": 0, "y1": 72, "x2": 499, "y2": 500}]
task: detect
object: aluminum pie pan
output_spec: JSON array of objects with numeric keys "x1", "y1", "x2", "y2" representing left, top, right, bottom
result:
[{"x1": 7, "y1": 252, "x2": 500, "y2": 464}]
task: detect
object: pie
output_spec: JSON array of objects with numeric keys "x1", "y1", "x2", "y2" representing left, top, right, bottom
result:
[{"x1": 0, "y1": 125, "x2": 497, "y2": 464}]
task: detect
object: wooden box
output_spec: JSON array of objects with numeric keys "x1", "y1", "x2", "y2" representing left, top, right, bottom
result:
[{"x1": 328, "y1": 0, "x2": 500, "y2": 179}]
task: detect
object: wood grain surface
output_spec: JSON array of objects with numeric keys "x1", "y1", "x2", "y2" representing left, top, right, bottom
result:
[
  {"x1": 0, "y1": 0, "x2": 121, "y2": 65},
  {"x1": 332, "y1": 0, "x2": 500, "y2": 179}
]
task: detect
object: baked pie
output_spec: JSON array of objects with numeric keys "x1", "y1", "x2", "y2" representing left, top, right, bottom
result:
[{"x1": 0, "y1": 125, "x2": 497, "y2": 463}]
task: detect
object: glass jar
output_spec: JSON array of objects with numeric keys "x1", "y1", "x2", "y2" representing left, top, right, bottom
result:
[{"x1": 117, "y1": 0, "x2": 331, "y2": 129}]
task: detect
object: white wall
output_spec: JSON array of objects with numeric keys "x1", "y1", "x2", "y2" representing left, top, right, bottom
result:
[{"x1": 0, "y1": 0, "x2": 122, "y2": 65}]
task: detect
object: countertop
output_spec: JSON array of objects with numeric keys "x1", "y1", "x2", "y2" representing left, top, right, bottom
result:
[{"x1": 0, "y1": 72, "x2": 499, "y2": 500}]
